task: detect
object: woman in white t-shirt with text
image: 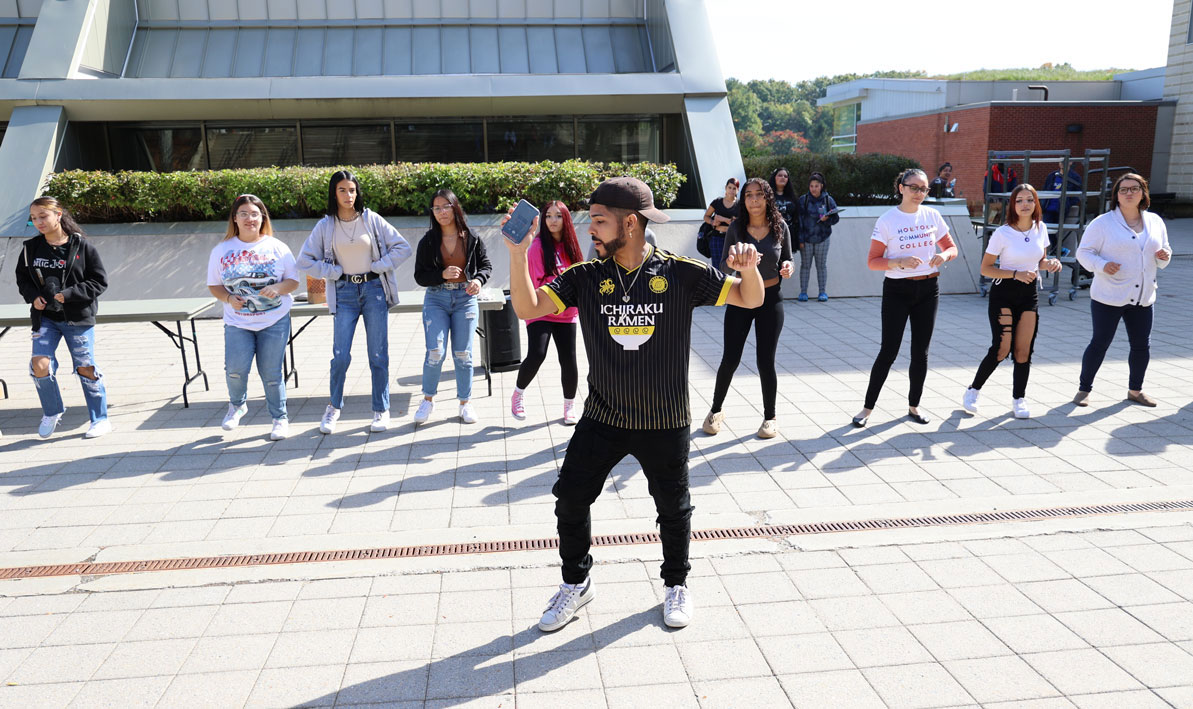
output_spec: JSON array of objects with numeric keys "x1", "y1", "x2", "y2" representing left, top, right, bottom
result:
[
  {"x1": 962, "y1": 185, "x2": 1062, "y2": 419},
  {"x1": 853, "y1": 168, "x2": 958, "y2": 428},
  {"x1": 206, "y1": 194, "x2": 299, "y2": 440}
]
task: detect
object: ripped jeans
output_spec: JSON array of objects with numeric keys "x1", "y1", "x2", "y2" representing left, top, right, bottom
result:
[
  {"x1": 421, "y1": 285, "x2": 479, "y2": 401},
  {"x1": 330, "y1": 278, "x2": 389, "y2": 413},
  {"x1": 224, "y1": 317, "x2": 290, "y2": 421},
  {"x1": 31, "y1": 319, "x2": 108, "y2": 422}
]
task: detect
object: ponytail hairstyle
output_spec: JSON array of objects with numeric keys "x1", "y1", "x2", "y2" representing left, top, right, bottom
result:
[
  {"x1": 894, "y1": 168, "x2": 929, "y2": 196},
  {"x1": 537, "y1": 201, "x2": 583, "y2": 277},
  {"x1": 224, "y1": 194, "x2": 274, "y2": 241},
  {"x1": 29, "y1": 197, "x2": 85, "y2": 238}
]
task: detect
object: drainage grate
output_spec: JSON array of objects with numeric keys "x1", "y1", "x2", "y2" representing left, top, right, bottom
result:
[{"x1": 1, "y1": 499, "x2": 1190, "y2": 581}]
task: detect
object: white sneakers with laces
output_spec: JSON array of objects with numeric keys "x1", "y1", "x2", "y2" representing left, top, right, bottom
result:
[
  {"x1": 538, "y1": 579, "x2": 595, "y2": 632},
  {"x1": 370, "y1": 410, "x2": 390, "y2": 432},
  {"x1": 459, "y1": 402, "x2": 477, "y2": 424},
  {"x1": 319, "y1": 405, "x2": 340, "y2": 434},
  {"x1": 269, "y1": 419, "x2": 289, "y2": 441},
  {"x1": 1012, "y1": 398, "x2": 1031, "y2": 419},
  {"x1": 38, "y1": 412, "x2": 63, "y2": 438},
  {"x1": 562, "y1": 399, "x2": 579, "y2": 425},
  {"x1": 413, "y1": 399, "x2": 434, "y2": 424},
  {"x1": 664, "y1": 584, "x2": 693, "y2": 628},
  {"x1": 221, "y1": 403, "x2": 247, "y2": 431},
  {"x1": 84, "y1": 419, "x2": 112, "y2": 439},
  {"x1": 962, "y1": 387, "x2": 981, "y2": 414}
]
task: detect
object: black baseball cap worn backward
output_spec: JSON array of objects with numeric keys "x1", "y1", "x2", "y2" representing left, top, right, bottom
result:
[{"x1": 588, "y1": 177, "x2": 671, "y2": 224}]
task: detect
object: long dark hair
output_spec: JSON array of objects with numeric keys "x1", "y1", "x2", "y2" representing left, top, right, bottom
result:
[
  {"x1": 768, "y1": 167, "x2": 797, "y2": 202},
  {"x1": 29, "y1": 197, "x2": 85, "y2": 238},
  {"x1": 326, "y1": 170, "x2": 363, "y2": 217},
  {"x1": 538, "y1": 201, "x2": 583, "y2": 277},
  {"x1": 740, "y1": 178, "x2": 785, "y2": 242},
  {"x1": 428, "y1": 189, "x2": 471, "y2": 239}
]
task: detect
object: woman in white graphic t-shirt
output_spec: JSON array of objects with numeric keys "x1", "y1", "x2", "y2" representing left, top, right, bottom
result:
[
  {"x1": 961, "y1": 184, "x2": 1062, "y2": 419},
  {"x1": 852, "y1": 168, "x2": 958, "y2": 428}
]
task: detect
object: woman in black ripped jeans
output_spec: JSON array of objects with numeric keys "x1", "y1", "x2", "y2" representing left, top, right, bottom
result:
[
  {"x1": 852, "y1": 169, "x2": 958, "y2": 428},
  {"x1": 702, "y1": 178, "x2": 793, "y2": 439}
]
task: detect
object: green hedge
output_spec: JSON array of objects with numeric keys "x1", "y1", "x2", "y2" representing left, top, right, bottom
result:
[
  {"x1": 42, "y1": 160, "x2": 686, "y2": 223},
  {"x1": 743, "y1": 153, "x2": 922, "y2": 206}
]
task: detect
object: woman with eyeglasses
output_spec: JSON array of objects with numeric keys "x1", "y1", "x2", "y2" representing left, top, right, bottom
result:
[
  {"x1": 412, "y1": 189, "x2": 493, "y2": 425},
  {"x1": 1073, "y1": 173, "x2": 1171, "y2": 407},
  {"x1": 298, "y1": 170, "x2": 412, "y2": 435},
  {"x1": 852, "y1": 168, "x2": 958, "y2": 428},
  {"x1": 207, "y1": 195, "x2": 299, "y2": 440},
  {"x1": 961, "y1": 184, "x2": 1062, "y2": 419}
]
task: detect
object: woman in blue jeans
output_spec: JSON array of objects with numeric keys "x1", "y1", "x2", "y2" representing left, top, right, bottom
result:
[
  {"x1": 412, "y1": 189, "x2": 493, "y2": 424},
  {"x1": 206, "y1": 195, "x2": 299, "y2": 441},
  {"x1": 298, "y1": 171, "x2": 412, "y2": 434},
  {"x1": 1074, "y1": 173, "x2": 1171, "y2": 407},
  {"x1": 15, "y1": 197, "x2": 110, "y2": 439}
]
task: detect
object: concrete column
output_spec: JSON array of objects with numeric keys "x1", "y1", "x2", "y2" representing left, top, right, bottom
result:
[
  {"x1": 18, "y1": 0, "x2": 97, "y2": 80},
  {"x1": 0, "y1": 105, "x2": 68, "y2": 237}
]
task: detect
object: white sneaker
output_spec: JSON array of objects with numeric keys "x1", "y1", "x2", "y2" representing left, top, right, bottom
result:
[
  {"x1": 757, "y1": 419, "x2": 778, "y2": 439},
  {"x1": 962, "y1": 387, "x2": 981, "y2": 414},
  {"x1": 538, "y1": 580, "x2": 595, "y2": 632},
  {"x1": 664, "y1": 584, "x2": 693, "y2": 628},
  {"x1": 38, "y1": 412, "x2": 63, "y2": 438},
  {"x1": 371, "y1": 410, "x2": 390, "y2": 432},
  {"x1": 1013, "y1": 398, "x2": 1031, "y2": 419},
  {"x1": 269, "y1": 419, "x2": 289, "y2": 440},
  {"x1": 319, "y1": 405, "x2": 340, "y2": 434},
  {"x1": 84, "y1": 419, "x2": 112, "y2": 439},
  {"x1": 221, "y1": 403, "x2": 248, "y2": 431},
  {"x1": 702, "y1": 411, "x2": 724, "y2": 435},
  {"x1": 413, "y1": 399, "x2": 434, "y2": 424},
  {"x1": 562, "y1": 399, "x2": 579, "y2": 425},
  {"x1": 511, "y1": 390, "x2": 526, "y2": 420},
  {"x1": 459, "y1": 402, "x2": 478, "y2": 424}
]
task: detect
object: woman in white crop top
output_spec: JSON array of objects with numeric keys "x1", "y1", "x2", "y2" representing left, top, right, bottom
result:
[{"x1": 961, "y1": 184, "x2": 1062, "y2": 419}]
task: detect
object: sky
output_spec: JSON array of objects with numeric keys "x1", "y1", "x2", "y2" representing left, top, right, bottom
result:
[{"x1": 704, "y1": 0, "x2": 1176, "y2": 84}]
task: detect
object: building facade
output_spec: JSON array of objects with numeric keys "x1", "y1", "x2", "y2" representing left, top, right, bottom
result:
[
  {"x1": 0, "y1": 0, "x2": 743, "y2": 235},
  {"x1": 1165, "y1": 0, "x2": 1193, "y2": 199}
]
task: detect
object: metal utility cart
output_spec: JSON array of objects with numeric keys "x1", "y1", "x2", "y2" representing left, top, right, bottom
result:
[{"x1": 974, "y1": 149, "x2": 1111, "y2": 305}]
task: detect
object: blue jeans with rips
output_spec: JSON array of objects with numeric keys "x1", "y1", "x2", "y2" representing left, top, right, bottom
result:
[
  {"x1": 224, "y1": 316, "x2": 290, "y2": 421},
  {"x1": 420, "y1": 286, "x2": 479, "y2": 401},
  {"x1": 31, "y1": 319, "x2": 108, "y2": 423}
]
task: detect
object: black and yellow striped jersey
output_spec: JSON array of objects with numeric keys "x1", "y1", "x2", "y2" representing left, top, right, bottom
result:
[{"x1": 541, "y1": 245, "x2": 732, "y2": 430}]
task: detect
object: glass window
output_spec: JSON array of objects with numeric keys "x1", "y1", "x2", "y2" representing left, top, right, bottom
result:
[
  {"x1": 302, "y1": 124, "x2": 392, "y2": 166},
  {"x1": 394, "y1": 120, "x2": 484, "y2": 163},
  {"x1": 206, "y1": 125, "x2": 299, "y2": 169},
  {"x1": 578, "y1": 116, "x2": 660, "y2": 163},
  {"x1": 487, "y1": 118, "x2": 575, "y2": 162},
  {"x1": 108, "y1": 124, "x2": 204, "y2": 171},
  {"x1": 830, "y1": 104, "x2": 859, "y2": 153}
]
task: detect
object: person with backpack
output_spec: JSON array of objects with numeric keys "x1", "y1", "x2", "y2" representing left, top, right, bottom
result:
[
  {"x1": 699, "y1": 178, "x2": 739, "y2": 271},
  {"x1": 794, "y1": 171, "x2": 840, "y2": 302}
]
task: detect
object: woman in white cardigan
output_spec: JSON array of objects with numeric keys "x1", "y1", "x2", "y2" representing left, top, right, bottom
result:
[{"x1": 1074, "y1": 173, "x2": 1171, "y2": 407}]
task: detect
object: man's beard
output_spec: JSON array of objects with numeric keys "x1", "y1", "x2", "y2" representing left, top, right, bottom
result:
[{"x1": 594, "y1": 222, "x2": 629, "y2": 259}]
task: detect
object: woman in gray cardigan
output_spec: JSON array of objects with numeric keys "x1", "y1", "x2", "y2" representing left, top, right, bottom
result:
[{"x1": 297, "y1": 171, "x2": 412, "y2": 434}]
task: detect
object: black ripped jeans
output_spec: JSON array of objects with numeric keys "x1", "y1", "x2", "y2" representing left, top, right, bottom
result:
[{"x1": 863, "y1": 276, "x2": 939, "y2": 410}]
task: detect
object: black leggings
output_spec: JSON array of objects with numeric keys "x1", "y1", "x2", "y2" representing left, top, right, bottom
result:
[
  {"x1": 711, "y1": 284, "x2": 785, "y2": 420},
  {"x1": 970, "y1": 279, "x2": 1038, "y2": 399},
  {"x1": 515, "y1": 321, "x2": 578, "y2": 398},
  {"x1": 864, "y1": 277, "x2": 939, "y2": 409}
]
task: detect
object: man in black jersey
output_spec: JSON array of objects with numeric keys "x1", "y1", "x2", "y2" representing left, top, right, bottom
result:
[{"x1": 506, "y1": 177, "x2": 764, "y2": 631}]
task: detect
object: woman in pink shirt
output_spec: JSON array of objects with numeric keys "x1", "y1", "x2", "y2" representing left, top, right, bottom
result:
[{"x1": 511, "y1": 201, "x2": 585, "y2": 424}]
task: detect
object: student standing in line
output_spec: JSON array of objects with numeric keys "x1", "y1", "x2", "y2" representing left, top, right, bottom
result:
[
  {"x1": 506, "y1": 177, "x2": 763, "y2": 632},
  {"x1": 961, "y1": 185, "x2": 1062, "y2": 419},
  {"x1": 769, "y1": 167, "x2": 800, "y2": 256},
  {"x1": 795, "y1": 171, "x2": 840, "y2": 302},
  {"x1": 852, "y1": 169, "x2": 958, "y2": 428},
  {"x1": 412, "y1": 189, "x2": 492, "y2": 425},
  {"x1": 298, "y1": 170, "x2": 412, "y2": 435},
  {"x1": 207, "y1": 195, "x2": 299, "y2": 440},
  {"x1": 1074, "y1": 173, "x2": 1171, "y2": 407},
  {"x1": 702, "y1": 178, "x2": 793, "y2": 439},
  {"x1": 15, "y1": 197, "x2": 110, "y2": 439},
  {"x1": 701, "y1": 178, "x2": 739, "y2": 272},
  {"x1": 511, "y1": 201, "x2": 585, "y2": 425}
]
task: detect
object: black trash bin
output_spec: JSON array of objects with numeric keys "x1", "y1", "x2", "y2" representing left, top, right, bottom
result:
[{"x1": 483, "y1": 290, "x2": 522, "y2": 372}]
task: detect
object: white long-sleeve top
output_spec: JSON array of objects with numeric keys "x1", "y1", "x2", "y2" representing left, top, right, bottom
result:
[{"x1": 1076, "y1": 208, "x2": 1171, "y2": 307}]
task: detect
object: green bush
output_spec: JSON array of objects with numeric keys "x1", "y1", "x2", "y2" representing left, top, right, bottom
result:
[
  {"x1": 742, "y1": 153, "x2": 922, "y2": 206},
  {"x1": 43, "y1": 160, "x2": 686, "y2": 223}
]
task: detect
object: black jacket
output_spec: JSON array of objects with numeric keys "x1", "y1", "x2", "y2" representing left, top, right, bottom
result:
[
  {"x1": 413, "y1": 230, "x2": 493, "y2": 288},
  {"x1": 14, "y1": 233, "x2": 108, "y2": 330}
]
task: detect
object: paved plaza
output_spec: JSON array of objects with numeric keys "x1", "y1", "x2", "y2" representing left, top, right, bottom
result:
[{"x1": 2, "y1": 229, "x2": 1193, "y2": 707}]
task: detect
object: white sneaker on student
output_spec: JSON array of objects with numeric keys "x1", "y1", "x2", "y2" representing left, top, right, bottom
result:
[
  {"x1": 562, "y1": 399, "x2": 580, "y2": 425},
  {"x1": 962, "y1": 387, "x2": 981, "y2": 414},
  {"x1": 511, "y1": 389, "x2": 526, "y2": 420},
  {"x1": 664, "y1": 584, "x2": 693, "y2": 628},
  {"x1": 221, "y1": 403, "x2": 248, "y2": 431},
  {"x1": 38, "y1": 412, "x2": 63, "y2": 439},
  {"x1": 1012, "y1": 398, "x2": 1031, "y2": 419},
  {"x1": 269, "y1": 419, "x2": 289, "y2": 440},
  {"x1": 538, "y1": 579, "x2": 594, "y2": 632},
  {"x1": 84, "y1": 419, "x2": 112, "y2": 439},
  {"x1": 459, "y1": 402, "x2": 478, "y2": 424},
  {"x1": 370, "y1": 410, "x2": 390, "y2": 432},
  {"x1": 413, "y1": 399, "x2": 434, "y2": 424},
  {"x1": 319, "y1": 405, "x2": 340, "y2": 434}
]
